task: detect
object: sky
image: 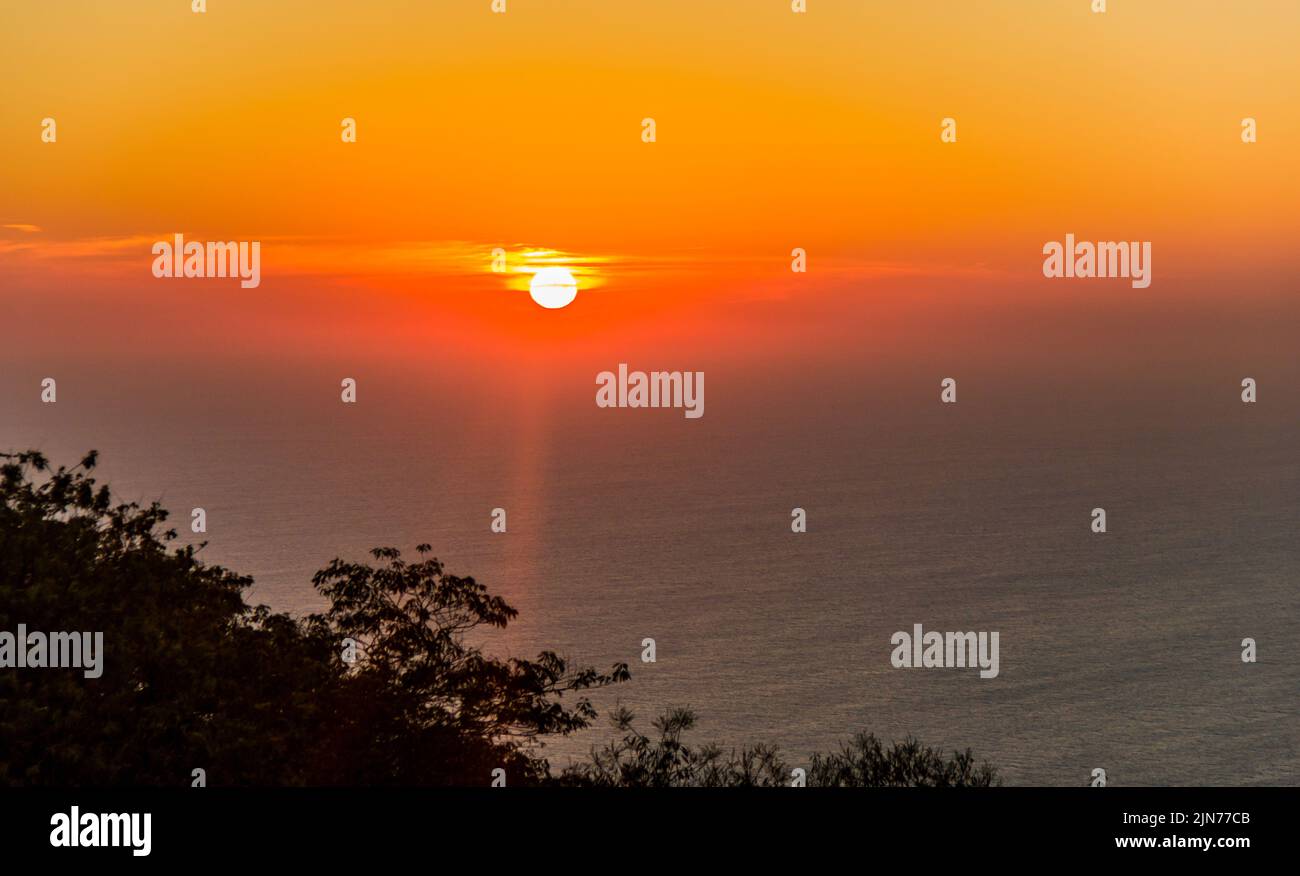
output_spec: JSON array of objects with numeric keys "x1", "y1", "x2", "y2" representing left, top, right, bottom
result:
[{"x1": 1, "y1": 0, "x2": 1297, "y2": 366}]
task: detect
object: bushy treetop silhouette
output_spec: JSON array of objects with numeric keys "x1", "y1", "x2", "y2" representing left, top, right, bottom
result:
[{"x1": 1, "y1": 450, "x2": 996, "y2": 787}]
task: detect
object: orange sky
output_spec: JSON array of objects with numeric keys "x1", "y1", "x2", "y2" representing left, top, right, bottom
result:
[{"x1": 1, "y1": 0, "x2": 1297, "y2": 357}]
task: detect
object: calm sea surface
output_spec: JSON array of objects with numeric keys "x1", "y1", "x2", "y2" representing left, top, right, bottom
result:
[{"x1": 3, "y1": 350, "x2": 1297, "y2": 785}]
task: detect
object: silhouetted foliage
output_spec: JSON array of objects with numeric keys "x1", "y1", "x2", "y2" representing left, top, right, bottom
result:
[
  {"x1": 0, "y1": 450, "x2": 338, "y2": 784},
  {"x1": 0, "y1": 450, "x2": 625, "y2": 786},
  {"x1": 807, "y1": 732, "x2": 999, "y2": 787},
  {"x1": 559, "y1": 706, "x2": 787, "y2": 787},
  {"x1": 1, "y1": 450, "x2": 997, "y2": 787},
  {"x1": 303, "y1": 546, "x2": 628, "y2": 784},
  {"x1": 560, "y1": 707, "x2": 998, "y2": 787}
]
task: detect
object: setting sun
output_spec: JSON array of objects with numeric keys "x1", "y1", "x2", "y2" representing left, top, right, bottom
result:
[{"x1": 528, "y1": 266, "x2": 578, "y2": 309}]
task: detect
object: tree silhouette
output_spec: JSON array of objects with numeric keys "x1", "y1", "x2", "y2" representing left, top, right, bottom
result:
[
  {"x1": 1, "y1": 450, "x2": 338, "y2": 784},
  {"x1": 561, "y1": 707, "x2": 998, "y2": 787},
  {"x1": 0, "y1": 449, "x2": 626, "y2": 786},
  {"x1": 1, "y1": 449, "x2": 997, "y2": 787},
  {"x1": 304, "y1": 546, "x2": 629, "y2": 784}
]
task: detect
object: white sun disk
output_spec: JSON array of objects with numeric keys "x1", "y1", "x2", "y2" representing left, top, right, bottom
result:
[{"x1": 529, "y1": 266, "x2": 578, "y2": 309}]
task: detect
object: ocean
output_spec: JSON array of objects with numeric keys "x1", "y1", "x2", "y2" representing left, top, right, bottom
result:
[{"x1": 4, "y1": 328, "x2": 1296, "y2": 786}]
